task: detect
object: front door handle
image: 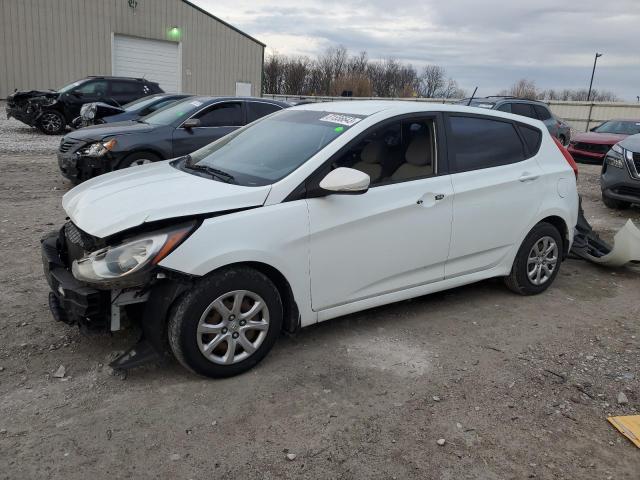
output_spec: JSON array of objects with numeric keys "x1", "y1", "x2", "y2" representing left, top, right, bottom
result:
[
  {"x1": 519, "y1": 172, "x2": 539, "y2": 182},
  {"x1": 417, "y1": 193, "x2": 445, "y2": 206}
]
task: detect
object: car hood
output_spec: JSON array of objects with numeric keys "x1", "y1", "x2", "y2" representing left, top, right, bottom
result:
[
  {"x1": 62, "y1": 161, "x2": 272, "y2": 238},
  {"x1": 67, "y1": 120, "x2": 156, "y2": 141},
  {"x1": 571, "y1": 132, "x2": 628, "y2": 144},
  {"x1": 619, "y1": 133, "x2": 640, "y2": 153},
  {"x1": 8, "y1": 89, "x2": 58, "y2": 101}
]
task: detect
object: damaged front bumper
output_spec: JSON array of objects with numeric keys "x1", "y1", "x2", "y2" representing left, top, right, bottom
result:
[{"x1": 41, "y1": 227, "x2": 190, "y2": 369}]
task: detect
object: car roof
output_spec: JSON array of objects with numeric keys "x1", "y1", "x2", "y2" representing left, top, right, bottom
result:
[
  {"x1": 184, "y1": 96, "x2": 290, "y2": 106},
  {"x1": 465, "y1": 96, "x2": 549, "y2": 105},
  {"x1": 292, "y1": 100, "x2": 548, "y2": 128},
  {"x1": 85, "y1": 76, "x2": 159, "y2": 83}
]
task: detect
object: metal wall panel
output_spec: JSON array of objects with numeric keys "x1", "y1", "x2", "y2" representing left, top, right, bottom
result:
[{"x1": 0, "y1": 0, "x2": 264, "y2": 98}]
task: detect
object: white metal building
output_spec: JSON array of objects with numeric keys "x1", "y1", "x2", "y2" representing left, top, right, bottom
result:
[{"x1": 0, "y1": 0, "x2": 265, "y2": 98}]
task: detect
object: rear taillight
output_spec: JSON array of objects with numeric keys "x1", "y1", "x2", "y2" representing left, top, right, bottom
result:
[{"x1": 553, "y1": 136, "x2": 578, "y2": 179}]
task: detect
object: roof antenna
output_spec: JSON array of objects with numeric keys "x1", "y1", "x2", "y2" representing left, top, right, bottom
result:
[{"x1": 466, "y1": 86, "x2": 478, "y2": 106}]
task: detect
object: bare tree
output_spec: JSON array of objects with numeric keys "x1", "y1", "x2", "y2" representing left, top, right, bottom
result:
[
  {"x1": 499, "y1": 78, "x2": 538, "y2": 99},
  {"x1": 283, "y1": 56, "x2": 310, "y2": 95},
  {"x1": 418, "y1": 65, "x2": 446, "y2": 98},
  {"x1": 263, "y1": 53, "x2": 286, "y2": 95}
]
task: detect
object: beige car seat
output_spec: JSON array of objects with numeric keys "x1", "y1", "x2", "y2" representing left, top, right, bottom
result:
[
  {"x1": 391, "y1": 136, "x2": 433, "y2": 181},
  {"x1": 351, "y1": 140, "x2": 387, "y2": 183}
]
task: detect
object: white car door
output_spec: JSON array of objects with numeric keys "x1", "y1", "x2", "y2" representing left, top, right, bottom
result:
[
  {"x1": 444, "y1": 114, "x2": 545, "y2": 278},
  {"x1": 306, "y1": 115, "x2": 454, "y2": 311}
]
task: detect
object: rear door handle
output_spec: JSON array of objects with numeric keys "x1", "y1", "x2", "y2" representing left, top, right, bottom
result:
[{"x1": 519, "y1": 173, "x2": 539, "y2": 182}]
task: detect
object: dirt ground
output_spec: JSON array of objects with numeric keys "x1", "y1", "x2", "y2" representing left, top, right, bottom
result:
[{"x1": 1, "y1": 111, "x2": 639, "y2": 479}]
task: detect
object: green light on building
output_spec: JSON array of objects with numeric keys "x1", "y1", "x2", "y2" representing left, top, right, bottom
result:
[{"x1": 168, "y1": 26, "x2": 181, "y2": 40}]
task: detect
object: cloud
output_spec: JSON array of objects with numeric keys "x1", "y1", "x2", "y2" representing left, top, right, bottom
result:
[{"x1": 193, "y1": 0, "x2": 640, "y2": 100}]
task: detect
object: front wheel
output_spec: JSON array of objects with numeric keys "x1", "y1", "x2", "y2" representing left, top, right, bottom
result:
[
  {"x1": 168, "y1": 267, "x2": 283, "y2": 378},
  {"x1": 118, "y1": 151, "x2": 160, "y2": 169},
  {"x1": 504, "y1": 222, "x2": 563, "y2": 295},
  {"x1": 37, "y1": 111, "x2": 66, "y2": 135}
]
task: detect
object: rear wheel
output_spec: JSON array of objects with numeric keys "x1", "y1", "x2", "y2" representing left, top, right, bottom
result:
[
  {"x1": 504, "y1": 222, "x2": 563, "y2": 295},
  {"x1": 602, "y1": 193, "x2": 630, "y2": 210},
  {"x1": 37, "y1": 111, "x2": 66, "y2": 135},
  {"x1": 118, "y1": 151, "x2": 160, "y2": 169},
  {"x1": 168, "y1": 266, "x2": 283, "y2": 378}
]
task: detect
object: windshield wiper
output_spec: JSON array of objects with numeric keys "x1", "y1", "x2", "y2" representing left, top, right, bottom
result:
[{"x1": 181, "y1": 155, "x2": 235, "y2": 183}]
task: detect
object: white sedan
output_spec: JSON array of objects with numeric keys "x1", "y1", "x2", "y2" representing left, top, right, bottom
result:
[{"x1": 42, "y1": 101, "x2": 579, "y2": 377}]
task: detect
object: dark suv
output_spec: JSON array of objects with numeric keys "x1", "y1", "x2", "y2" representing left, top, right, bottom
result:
[
  {"x1": 458, "y1": 96, "x2": 571, "y2": 145},
  {"x1": 6, "y1": 76, "x2": 163, "y2": 135}
]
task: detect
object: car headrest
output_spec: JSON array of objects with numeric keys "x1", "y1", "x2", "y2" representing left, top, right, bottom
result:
[
  {"x1": 405, "y1": 136, "x2": 431, "y2": 166},
  {"x1": 360, "y1": 140, "x2": 388, "y2": 164}
]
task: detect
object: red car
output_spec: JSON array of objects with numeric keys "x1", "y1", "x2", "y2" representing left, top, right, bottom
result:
[{"x1": 568, "y1": 119, "x2": 640, "y2": 163}]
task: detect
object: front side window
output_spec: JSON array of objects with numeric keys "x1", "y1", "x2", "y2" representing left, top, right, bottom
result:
[
  {"x1": 183, "y1": 110, "x2": 365, "y2": 186},
  {"x1": 594, "y1": 121, "x2": 640, "y2": 135},
  {"x1": 247, "y1": 102, "x2": 283, "y2": 123},
  {"x1": 448, "y1": 115, "x2": 525, "y2": 172},
  {"x1": 496, "y1": 103, "x2": 511, "y2": 113},
  {"x1": 195, "y1": 102, "x2": 243, "y2": 127},
  {"x1": 332, "y1": 118, "x2": 437, "y2": 185},
  {"x1": 74, "y1": 80, "x2": 108, "y2": 96}
]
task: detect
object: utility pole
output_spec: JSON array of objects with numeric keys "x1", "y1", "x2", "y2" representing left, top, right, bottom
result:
[
  {"x1": 586, "y1": 52, "x2": 603, "y2": 102},
  {"x1": 585, "y1": 53, "x2": 602, "y2": 132}
]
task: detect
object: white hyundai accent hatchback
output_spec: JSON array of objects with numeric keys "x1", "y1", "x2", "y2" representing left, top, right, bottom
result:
[{"x1": 42, "y1": 101, "x2": 579, "y2": 377}]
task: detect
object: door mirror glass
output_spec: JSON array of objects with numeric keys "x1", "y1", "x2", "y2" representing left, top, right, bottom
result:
[
  {"x1": 183, "y1": 118, "x2": 201, "y2": 129},
  {"x1": 319, "y1": 167, "x2": 370, "y2": 194}
]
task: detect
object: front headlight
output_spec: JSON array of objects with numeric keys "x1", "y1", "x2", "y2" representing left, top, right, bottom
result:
[
  {"x1": 82, "y1": 138, "x2": 117, "y2": 156},
  {"x1": 605, "y1": 143, "x2": 625, "y2": 169},
  {"x1": 84, "y1": 104, "x2": 97, "y2": 119},
  {"x1": 72, "y1": 223, "x2": 194, "y2": 286}
]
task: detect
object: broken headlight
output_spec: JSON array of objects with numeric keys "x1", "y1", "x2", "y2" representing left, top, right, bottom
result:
[
  {"x1": 82, "y1": 138, "x2": 117, "y2": 157},
  {"x1": 605, "y1": 144, "x2": 625, "y2": 169},
  {"x1": 80, "y1": 103, "x2": 97, "y2": 119},
  {"x1": 72, "y1": 223, "x2": 194, "y2": 286}
]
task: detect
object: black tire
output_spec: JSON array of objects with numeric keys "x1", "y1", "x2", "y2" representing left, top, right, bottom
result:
[
  {"x1": 504, "y1": 222, "x2": 563, "y2": 295},
  {"x1": 118, "y1": 151, "x2": 161, "y2": 169},
  {"x1": 37, "y1": 111, "x2": 66, "y2": 135},
  {"x1": 602, "y1": 193, "x2": 630, "y2": 210},
  {"x1": 168, "y1": 266, "x2": 283, "y2": 378}
]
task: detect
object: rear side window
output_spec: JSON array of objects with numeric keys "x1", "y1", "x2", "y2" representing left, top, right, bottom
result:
[
  {"x1": 111, "y1": 81, "x2": 141, "y2": 94},
  {"x1": 196, "y1": 102, "x2": 243, "y2": 127},
  {"x1": 533, "y1": 105, "x2": 552, "y2": 120},
  {"x1": 247, "y1": 102, "x2": 283, "y2": 123},
  {"x1": 518, "y1": 124, "x2": 543, "y2": 155},
  {"x1": 510, "y1": 103, "x2": 537, "y2": 119},
  {"x1": 448, "y1": 116, "x2": 525, "y2": 173}
]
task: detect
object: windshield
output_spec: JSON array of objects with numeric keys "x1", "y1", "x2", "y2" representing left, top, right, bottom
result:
[
  {"x1": 57, "y1": 80, "x2": 85, "y2": 93},
  {"x1": 123, "y1": 95, "x2": 163, "y2": 111},
  {"x1": 594, "y1": 121, "x2": 640, "y2": 135},
  {"x1": 142, "y1": 98, "x2": 205, "y2": 125},
  {"x1": 184, "y1": 109, "x2": 366, "y2": 186}
]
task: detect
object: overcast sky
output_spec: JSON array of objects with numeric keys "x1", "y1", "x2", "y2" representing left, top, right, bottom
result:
[{"x1": 193, "y1": 0, "x2": 640, "y2": 100}]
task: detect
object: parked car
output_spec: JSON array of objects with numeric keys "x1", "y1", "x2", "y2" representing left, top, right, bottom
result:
[
  {"x1": 72, "y1": 93, "x2": 193, "y2": 128},
  {"x1": 568, "y1": 119, "x2": 640, "y2": 163},
  {"x1": 601, "y1": 133, "x2": 640, "y2": 209},
  {"x1": 458, "y1": 96, "x2": 571, "y2": 145},
  {"x1": 42, "y1": 101, "x2": 579, "y2": 378},
  {"x1": 6, "y1": 76, "x2": 163, "y2": 135},
  {"x1": 57, "y1": 96, "x2": 290, "y2": 183}
]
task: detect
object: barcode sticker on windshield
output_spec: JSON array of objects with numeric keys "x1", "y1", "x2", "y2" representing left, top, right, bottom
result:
[
  {"x1": 190, "y1": 101, "x2": 203, "y2": 107},
  {"x1": 319, "y1": 114, "x2": 362, "y2": 127}
]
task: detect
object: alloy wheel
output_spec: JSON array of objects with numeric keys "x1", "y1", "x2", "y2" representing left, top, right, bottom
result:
[
  {"x1": 40, "y1": 113, "x2": 63, "y2": 133},
  {"x1": 196, "y1": 290, "x2": 270, "y2": 365},
  {"x1": 527, "y1": 236, "x2": 558, "y2": 286}
]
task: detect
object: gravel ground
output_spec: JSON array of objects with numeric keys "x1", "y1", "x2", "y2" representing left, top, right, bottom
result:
[
  {"x1": 0, "y1": 102, "x2": 66, "y2": 154},
  {"x1": 0, "y1": 116, "x2": 639, "y2": 479}
]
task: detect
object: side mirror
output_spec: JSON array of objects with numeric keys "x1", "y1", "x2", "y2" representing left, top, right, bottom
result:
[
  {"x1": 319, "y1": 167, "x2": 370, "y2": 194},
  {"x1": 182, "y1": 118, "x2": 201, "y2": 129}
]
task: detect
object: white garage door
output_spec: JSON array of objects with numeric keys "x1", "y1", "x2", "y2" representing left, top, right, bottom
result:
[{"x1": 112, "y1": 35, "x2": 180, "y2": 92}]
